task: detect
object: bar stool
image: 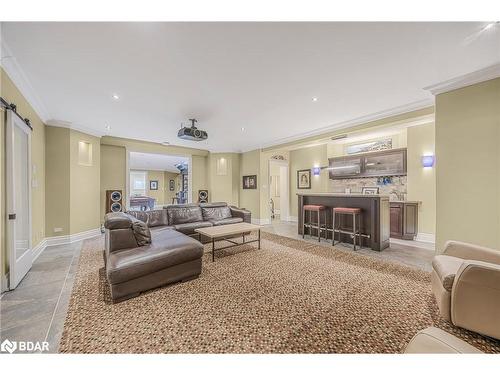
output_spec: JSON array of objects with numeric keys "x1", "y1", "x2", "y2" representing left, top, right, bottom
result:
[
  {"x1": 302, "y1": 205, "x2": 327, "y2": 242},
  {"x1": 332, "y1": 207, "x2": 362, "y2": 250}
]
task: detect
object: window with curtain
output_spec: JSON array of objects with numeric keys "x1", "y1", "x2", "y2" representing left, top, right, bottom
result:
[{"x1": 130, "y1": 171, "x2": 147, "y2": 196}]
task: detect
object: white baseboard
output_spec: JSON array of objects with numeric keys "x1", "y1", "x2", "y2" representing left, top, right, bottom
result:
[
  {"x1": 252, "y1": 218, "x2": 271, "y2": 225},
  {"x1": 32, "y1": 238, "x2": 48, "y2": 261},
  {"x1": 1, "y1": 229, "x2": 101, "y2": 293},
  {"x1": 415, "y1": 232, "x2": 435, "y2": 244},
  {"x1": 45, "y1": 228, "x2": 101, "y2": 247},
  {"x1": 1, "y1": 273, "x2": 9, "y2": 294},
  {"x1": 31, "y1": 228, "x2": 101, "y2": 262}
]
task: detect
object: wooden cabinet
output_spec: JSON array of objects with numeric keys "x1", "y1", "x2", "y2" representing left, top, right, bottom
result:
[
  {"x1": 329, "y1": 148, "x2": 407, "y2": 180},
  {"x1": 389, "y1": 202, "x2": 418, "y2": 240}
]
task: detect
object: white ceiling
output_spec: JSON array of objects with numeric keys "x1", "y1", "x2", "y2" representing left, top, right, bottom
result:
[
  {"x1": 1, "y1": 22, "x2": 499, "y2": 152},
  {"x1": 129, "y1": 152, "x2": 186, "y2": 173}
]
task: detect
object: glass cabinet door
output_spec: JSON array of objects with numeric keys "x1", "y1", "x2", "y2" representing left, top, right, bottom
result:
[
  {"x1": 329, "y1": 156, "x2": 362, "y2": 178},
  {"x1": 363, "y1": 150, "x2": 405, "y2": 176}
]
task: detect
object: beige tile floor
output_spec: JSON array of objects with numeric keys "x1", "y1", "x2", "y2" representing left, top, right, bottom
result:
[
  {"x1": 0, "y1": 241, "x2": 82, "y2": 353},
  {"x1": 0, "y1": 220, "x2": 434, "y2": 353}
]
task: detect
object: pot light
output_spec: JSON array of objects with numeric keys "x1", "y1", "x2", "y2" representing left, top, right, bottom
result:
[
  {"x1": 112, "y1": 94, "x2": 120, "y2": 100},
  {"x1": 312, "y1": 97, "x2": 318, "y2": 102},
  {"x1": 105, "y1": 124, "x2": 111, "y2": 130},
  {"x1": 241, "y1": 127, "x2": 245, "y2": 131}
]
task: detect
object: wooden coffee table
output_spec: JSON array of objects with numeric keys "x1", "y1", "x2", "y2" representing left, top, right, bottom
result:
[{"x1": 195, "y1": 222, "x2": 262, "y2": 262}]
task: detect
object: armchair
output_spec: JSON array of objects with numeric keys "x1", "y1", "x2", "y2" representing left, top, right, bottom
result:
[{"x1": 431, "y1": 240, "x2": 500, "y2": 340}]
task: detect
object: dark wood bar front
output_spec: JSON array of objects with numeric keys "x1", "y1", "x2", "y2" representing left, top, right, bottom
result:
[{"x1": 297, "y1": 193, "x2": 390, "y2": 251}]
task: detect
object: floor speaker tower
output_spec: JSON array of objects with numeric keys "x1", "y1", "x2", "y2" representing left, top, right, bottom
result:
[
  {"x1": 198, "y1": 190, "x2": 208, "y2": 203},
  {"x1": 106, "y1": 190, "x2": 123, "y2": 213}
]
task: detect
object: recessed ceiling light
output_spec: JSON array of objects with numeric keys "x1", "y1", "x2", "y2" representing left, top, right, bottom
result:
[
  {"x1": 241, "y1": 127, "x2": 245, "y2": 131},
  {"x1": 112, "y1": 94, "x2": 120, "y2": 100},
  {"x1": 312, "y1": 97, "x2": 318, "y2": 102},
  {"x1": 105, "y1": 124, "x2": 111, "y2": 130}
]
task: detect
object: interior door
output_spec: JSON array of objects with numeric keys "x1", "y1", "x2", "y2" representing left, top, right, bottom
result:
[
  {"x1": 6, "y1": 110, "x2": 33, "y2": 289},
  {"x1": 279, "y1": 165, "x2": 289, "y2": 221}
]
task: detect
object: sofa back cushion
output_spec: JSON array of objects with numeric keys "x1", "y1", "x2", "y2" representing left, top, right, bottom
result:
[
  {"x1": 200, "y1": 202, "x2": 232, "y2": 221},
  {"x1": 104, "y1": 212, "x2": 133, "y2": 230},
  {"x1": 127, "y1": 210, "x2": 149, "y2": 224},
  {"x1": 147, "y1": 209, "x2": 169, "y2": 227},
  {"x1": 167, "y1": 204, "x2": 203, "y2": 225}
]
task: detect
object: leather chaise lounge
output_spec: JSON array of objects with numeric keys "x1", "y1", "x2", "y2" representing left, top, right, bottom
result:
[{"x1": 104, "y1": 202, "x2": 251, "y2": 302}]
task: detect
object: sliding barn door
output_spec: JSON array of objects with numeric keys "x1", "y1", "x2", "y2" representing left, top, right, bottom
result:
[{"x1": 6, "y1": 110, "x2": 33, "y2": 289}]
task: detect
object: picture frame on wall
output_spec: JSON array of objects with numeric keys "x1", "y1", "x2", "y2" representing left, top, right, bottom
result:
[
  {"x1": 169, "y1": 179, "x2": 175, "y2": 191},
  {"x1": 150, "y1": 180, "x2": 158, "y2": 190},
  {"x1": 297, "y1": 169, "x2": 311, "y2": 189},
  {"x1": 361, "y1": 186, "x2": 379, "y2": 195},
  {"x1": 242, "y1": 175, "x2": 257, "y2": 189}
]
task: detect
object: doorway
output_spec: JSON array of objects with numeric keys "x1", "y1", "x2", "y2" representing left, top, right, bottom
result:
[
  {"x1": 6, "y1": 110, "x2": 33, "y2": 289},
  {"x1": 126, "y1": 152, "x2": 191, "y2": 210},
  {"x1": 268, "y1": 159, "x2": 290, "y2": 222}
]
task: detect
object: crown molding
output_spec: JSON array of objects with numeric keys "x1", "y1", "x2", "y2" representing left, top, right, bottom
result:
[
  {"x1": 276, "y1": 113, "x2": 435, "y2": 153},
  {"x1": 0, "y1": 39, "x2": 51, "y2": 123},
  {"x1": 249, "y1": 98, "x2": 434, "y2": 153},
  {"x1": 424, "y1": 63, "x2": 500, "y2": 96},
  {"x1": 45, "y1": 119, "x2": 105, "y2": 138}
]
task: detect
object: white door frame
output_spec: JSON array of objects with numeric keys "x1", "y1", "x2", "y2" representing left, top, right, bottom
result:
[
  {"x1": 6, "y1": 110, "x2": 33, "y2": 289},
  {"x1": 268, "y1": 159, "x2": 290, "y2": 222}
]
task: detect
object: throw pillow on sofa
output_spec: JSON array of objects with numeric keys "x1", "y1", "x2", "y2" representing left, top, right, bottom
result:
[{"x1": 131, "y1": 218, "x2": 152, "y2": 246}]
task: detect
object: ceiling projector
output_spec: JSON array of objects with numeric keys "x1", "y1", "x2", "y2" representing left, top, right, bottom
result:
[{"x1": 177, "y1": 118, "x2": 208, "y2": 141}]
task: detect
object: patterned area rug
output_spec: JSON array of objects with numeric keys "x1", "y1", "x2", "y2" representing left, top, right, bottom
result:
[{"x1": 59, "y1": 232, "x2": 500, "y2": 353}]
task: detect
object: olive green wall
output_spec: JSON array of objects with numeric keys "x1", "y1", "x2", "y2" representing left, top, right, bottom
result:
[
  {"x1": 45, "y1": 126, "x2": 101, "y2": 234},
  {"x1": 1, "y1": 67, "x2": 46, "y2": 285},
  {"x1": 164, "y1": 171, "x2": 181, "y2": 204},
  {"x1": 69, "y1": 130, "x2": 101, "y2": 234},
  {"x1": 145, "y1": 170, "x2": 165, "y2": 205},
  {"x1": 239, "y1": 149, "x2": 261, "y2": 218},
  {"x1": 232, "y1": 153, "x2": 241, "y2": 205},
  {"x1": 100, "y1": 144, "x2": 126, "y2": 220},
  {"x1": 435, "y1": 78, "x2": 500, "y2": 251},
  {"x1": 207, "y1": 153, "x2": 240, "y2": 206},
  {"x1": 191, "y1": 155, "x2": 208, "y2": 203},
  {"x1": 45, "y1": 126, "x2": 70, "y2": 236},
  {"x1": 407, "y1": 123, "x2": 436, "y2": 237},
  {"x1": 289, "y1": 145, "x2": 329, "y2": 218}
]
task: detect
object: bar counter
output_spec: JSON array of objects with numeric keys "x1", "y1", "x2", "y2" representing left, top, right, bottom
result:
[{"x1": 297, "y1": 193, "x2": 390, "y2": 251}]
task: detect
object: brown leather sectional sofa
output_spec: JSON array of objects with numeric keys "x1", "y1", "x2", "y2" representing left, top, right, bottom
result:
[{"x1": 104, "y1": 202, "x2": 251, "y2": 302}]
